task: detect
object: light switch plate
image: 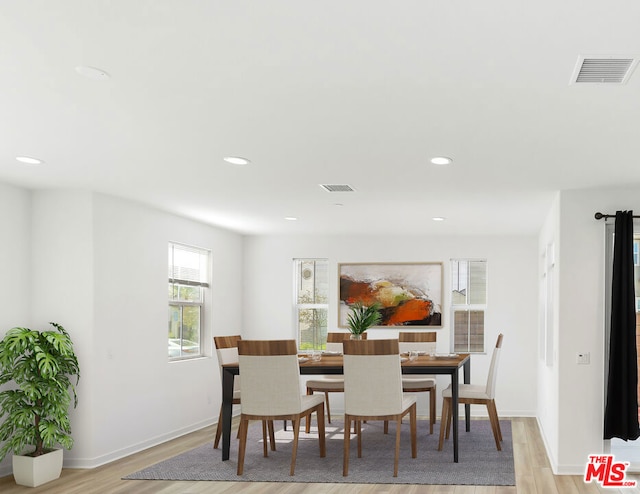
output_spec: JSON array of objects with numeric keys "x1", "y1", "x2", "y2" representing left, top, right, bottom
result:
[{"x1": 577, "y1": 352, "x2": 590, "y2": 365}]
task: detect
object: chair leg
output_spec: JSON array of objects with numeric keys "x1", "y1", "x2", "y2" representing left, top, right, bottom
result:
[
  {"x1": 213, "y1": 405, "x2": 223, "y2": 449},
  {"x1": 317, "y1": 403, "x2": 326, "y2": 457},
  {"x1": 357, "y1": 420, "x2": 362, "y2": 458},
  {"x1": 394, "y1": 417, "x2": 402, "y2": 477},
  {"x1": 325, "y1": 391, "x2": 331, "y2": 423},
  {"x1": 305, "y1": 388, "x2": 313, "y2": 433},
  {"x1": 410, "y1": 403, "x2": 417, "y2": 458},
  {"x1": 237, "y1": 417, "x2": 249, "y2": 475},
  {"x1": 429, "y1": 386, "x2": 436, "y2": 434},
  {"x1": 384, "y1": 420, "x2": 389, "y2": 434},
  {"x1": 438, "y1": 397, "x2": 450, "y2": 451},
  {"x1": 445, "y1": 398, "x2": 453, "y2": 439},
  {"x1": 343, "y1": 415, "x2": 351, "y2": 476},
  {"x1": 490, "y1": 400, "x2": 503, "y2": 442},
  {"x1": 487, "y1": 400, "x2": 502, "y2": 451},
  {"x1": 268, "y1": 420, "x2": 276, "y2": 451},
  {"x1": 261, "y1": 421, "x2": 268, "y2": 457},
  {"x1": 290, "y1": 418, "x2": 300, "y2": 476}
]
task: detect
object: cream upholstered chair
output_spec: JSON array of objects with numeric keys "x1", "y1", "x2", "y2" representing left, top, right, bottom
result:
[
  {"x1": 398, "y1": 331, "x2": 437, "y2": 434},
  {"x1": 237, "y1": 339, "x2": 326, "y2": 476},
  {"x1": 213, "y1": 335, "x2": 276, "y2": 450},
  {"x1": 342, "y1": 338, "x2": 417, "y2": 477},
  {"x1": 438, "y1": 333, "x2": 504, "y2": 451},
  {"x1": 305, "y1": 332, "x2": 367, "y2": 430}
]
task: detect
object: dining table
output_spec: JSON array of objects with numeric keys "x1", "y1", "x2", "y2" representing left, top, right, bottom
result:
[{"x1": 220, "y1": 352, "x2": 471, "y2": 462}]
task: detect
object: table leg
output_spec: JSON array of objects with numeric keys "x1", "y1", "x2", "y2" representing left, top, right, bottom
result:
[
  {"x1": 452, "y1": 369, "x2": 459, "y2": 463},
  {"x1": 221, "y1": 368, "x2": 235, "y2": 461},
  {"x1": 464, "y1": 358, "x2": 471, "y2": 432}
]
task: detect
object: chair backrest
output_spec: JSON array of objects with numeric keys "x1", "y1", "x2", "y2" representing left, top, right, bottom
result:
[
  {"x1": 343, "y1": 339, "x2": 404, "y2": 416},
  {"x1": 398, "y1": 331, "x2": 436, "y2": 354},
  {"x1": 214, "y1": 335, "x2": 242, "y2": 365},
  {"x1": 237, "y1": 340, "x2": 302, "y2": 415},
  {"x1": 214, "y1": 335, "x2": 242, "y2": 391},
  {"x1": 325, "y1": 332, "x2": 366, "y2": 353},
  {"x1": 485, "y1": 333, "x2": 504, "y2": 399}
]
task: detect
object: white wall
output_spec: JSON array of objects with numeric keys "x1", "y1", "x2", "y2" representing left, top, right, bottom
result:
[
  {"x1": 0, "y1": 182, "x2": 31, "y2": 330},
  {"x1": 243, "y1": 233, "x2": 539, "y2": 419},
  {"x1": 0, "y1": 183, "x2": 31, "y2": 475},
  {"x1": 87, "y1": 193, "x2": 244, "y2": 467},
  {"x1": 0, "y1": 187, "x2": 244, "y2": 476},
  {"x1": 537, "y1": 192, "x2": 561, "y2": 471},
  {"x1": 30, "y1": 190, "x2": 96, "y2": 467}
]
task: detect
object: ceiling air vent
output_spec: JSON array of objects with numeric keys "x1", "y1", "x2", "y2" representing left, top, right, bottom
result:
[
  {"x1": 319, "y1": 184, "x2": 355, "y2": 192},
  {"x1": 571, "y1": 56, "x2": 639, "y2": 84}
]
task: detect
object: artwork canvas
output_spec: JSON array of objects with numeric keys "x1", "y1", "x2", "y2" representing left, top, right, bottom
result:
[{"x1": 339, "y1": 262, "x2": 443, "y2": 328}]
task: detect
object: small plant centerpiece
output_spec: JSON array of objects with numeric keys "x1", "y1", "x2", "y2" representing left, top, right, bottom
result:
[
  {"x1": 0, "y1": 322, "x2": 80, "y2": 487},
  {"x1": 346, "y1": 301, "x2": 382, "y2": 339}
]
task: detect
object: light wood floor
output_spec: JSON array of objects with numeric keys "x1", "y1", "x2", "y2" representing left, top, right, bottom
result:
[{"x1": 0, "y1": 417, "x2": 638, "y2": 494}]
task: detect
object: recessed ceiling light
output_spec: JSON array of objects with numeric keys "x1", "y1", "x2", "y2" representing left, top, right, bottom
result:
[
  {"x1": 430, "y1": 156, "x2": 452, "y2": 165},
  {"x1": 223, "y1": 156, "x2": 251, "y2": 165},
  {"x1": 16, "y1": 156, "x2": 44, "y2": 165},
  {"x1": 432, "y1": 217, "x2": 446, "y2": 221},
  {"x1": 75, "y1": 66, "x2": 110, "y2": 81},
  {"x1": 284, "y1": 217, "x2": 298, "y2": 221}
]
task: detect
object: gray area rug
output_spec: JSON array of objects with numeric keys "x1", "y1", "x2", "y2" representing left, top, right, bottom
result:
[{"x1": 124, "y1": 419, "x2": 514, "y2": 485}]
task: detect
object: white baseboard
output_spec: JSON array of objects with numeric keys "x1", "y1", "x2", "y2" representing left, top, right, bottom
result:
[
  {"x1": 65, "y1": 408, "x2": 242, "y2": 469},
  {"x1": 536, "y1": 416, "x2": 563, "y2": 474},
  {"x1": 535, "y1": 416, "x2": 598, "y2": 476},
  {"x1": 0, "y1": 417, "x2": 219, "y2": 479},
  {"x1": 63, "y1": 417, "x2": 218, "y2": 469}
]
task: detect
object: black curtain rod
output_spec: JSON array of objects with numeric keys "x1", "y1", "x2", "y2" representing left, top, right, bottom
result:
[{"x1": 594, "y1": 212, "x2": 640, "y2": 220}]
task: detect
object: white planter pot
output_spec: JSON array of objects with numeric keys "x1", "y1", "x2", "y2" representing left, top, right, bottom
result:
[{"x1": 12, "y1": 448, "x2": 63, "y2": 487}]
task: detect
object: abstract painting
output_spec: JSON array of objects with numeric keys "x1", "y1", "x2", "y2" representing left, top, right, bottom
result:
[{"x1": 339, "y1": 262, "x2": 443, "y2": 328}]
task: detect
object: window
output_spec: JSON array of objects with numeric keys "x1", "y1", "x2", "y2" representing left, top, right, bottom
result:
[
  {"x1": 451, "y1": 259, "x2": 487, "y2": 353},
  {"x1": 294, "y1": 259, "x2": 328, "y2": 351},
  {"x1": 168, "y1": 242, "x2": 210, "y2": 360}
]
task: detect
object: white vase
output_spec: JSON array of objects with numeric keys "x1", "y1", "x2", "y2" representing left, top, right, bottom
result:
[{"x1": 12, "y1": 448, "x2": 63, "y2": 487}]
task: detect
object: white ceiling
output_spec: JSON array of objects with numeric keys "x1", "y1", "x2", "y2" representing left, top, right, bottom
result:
[{"x1": 2, "y1": 1, "x2": 640, "y2": 236}]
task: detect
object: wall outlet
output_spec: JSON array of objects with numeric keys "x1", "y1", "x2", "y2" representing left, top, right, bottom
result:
[{"x1": 577, "y1": 352, "x2": 590, "y2": 365}]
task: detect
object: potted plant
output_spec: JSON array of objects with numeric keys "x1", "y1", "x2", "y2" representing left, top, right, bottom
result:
[
  {"x1": 0, "y1": 322, "x2": 80, "y2": 487},
  {"x1": 346, "y1": 301, "x2": 382, "y2": 338}
]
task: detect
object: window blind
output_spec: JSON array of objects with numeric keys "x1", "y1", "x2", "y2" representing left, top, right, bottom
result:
[{"x1": 168, "y1": 242, "x2": 210, "y2": 287}]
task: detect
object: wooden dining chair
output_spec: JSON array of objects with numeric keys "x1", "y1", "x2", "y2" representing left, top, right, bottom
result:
[
  {"x1": 398, "y1": 331, "x2": 437, "y2": 434},
  {"x1": 342, "y1": 338, "x2": 417, "y2": 477},
  {"x1": 438, "y1": 333, "x2": 504, "y2": 451},
  {"x1": 305, "y1": 332, "x2": 367, "y2": 431},
  {"x1": 213, "y1": 335, "x2": 275, "y2": 451},
  {"x1": 237, "y1": 339, "x2": 326, "y2": 476}
]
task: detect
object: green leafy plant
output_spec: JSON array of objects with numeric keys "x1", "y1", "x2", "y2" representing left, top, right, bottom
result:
[
  {"x1": 0, "y1": 322, "x2": 80, "y2": 461},
  {"x1": 346, "y1": 301, "x2": 382, "y2": 335}
]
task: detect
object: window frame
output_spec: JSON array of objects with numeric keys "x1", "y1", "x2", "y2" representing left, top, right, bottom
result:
[
  {"x1": 450, "y1": 258, "x2": 487, "y2": 354},
  {"x1": 168, "y1": 242, "x2": 211, "y2": 361}
]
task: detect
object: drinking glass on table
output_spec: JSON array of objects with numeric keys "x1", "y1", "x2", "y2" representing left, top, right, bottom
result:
[{"x1": 409, "y1": 350, "x2": 419, "y2": 361}]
